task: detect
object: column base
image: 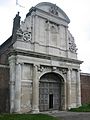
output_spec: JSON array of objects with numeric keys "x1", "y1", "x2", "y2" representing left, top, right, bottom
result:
[
  {"x1": 14, "y1": 109, "x2": 21, "y2": 114},
  {"x1": 76, "y1": 103, "x2": 81, "y2": 107},
  {"x1": 67, "y1": 105, "x2": 72, "y2": 110},
  {"x1": 31, "y1": 109, "x2": 39, "y2": 113},
  {"x1": 77, "y1": 96, "x2": 81, "y2": 107}
]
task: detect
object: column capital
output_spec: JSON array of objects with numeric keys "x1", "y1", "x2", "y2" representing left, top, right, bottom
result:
[
  {"x1": 33, "y1": 64, "x2": 40, "y2": 69},
  {"x1": 8, "y1": 55, "x2": 16, "y2": 63},
  {"x1": 31, "y1": 12, "x2": 36, "y2": 17},
  {"x1": 68, "y1": 67, "x2": 72, "y2": 71},
  {"x1": 33, "y1": 63, "x2": 39, "y2": 67},
  {"x1": 16, "y1": 62, "x2": 23, "y2": 65},
  {"x1": 77, "y1": 68, "x2": 81, "y2": 72}
]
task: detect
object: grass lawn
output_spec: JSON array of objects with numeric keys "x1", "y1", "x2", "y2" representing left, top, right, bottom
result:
[
  {"x1": 69, "y1": 103, "x2": 90, "y2": 112},
  {"x1": 0, "y1": 114, "x2": 59, "y2": 120}
]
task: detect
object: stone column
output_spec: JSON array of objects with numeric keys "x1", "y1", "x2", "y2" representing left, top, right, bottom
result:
[
  {"x1": 34, "y1": 15, "x2": 39, "y2": 52},
  {"x1": 9, "y1": 55, "x2": 16, "y2": 113},
  {"x1": 67, "y1": 68, "x2": 72, "y2": 109},
  {"x1": 32, "y1": 64, "x2": 39, "y2": 113},
  {"x1": 64, "y1": 81, "x2": 67, "y2": 110},
  {"x1": 14, "y1": 62, "x2": 22, "y2": 113},
  {"x1": 76, "y1": 69, "x2": 81, "y2": 107}
]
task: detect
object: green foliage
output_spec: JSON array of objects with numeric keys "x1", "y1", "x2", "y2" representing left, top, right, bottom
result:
[
  {"x1": 69, "y1": 103, "x2": 90, "y2": 112},
  {"x1": 0, "y1": 114, "x2": 58, "y2": 120}
]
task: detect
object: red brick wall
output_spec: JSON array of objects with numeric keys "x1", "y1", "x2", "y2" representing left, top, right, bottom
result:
[
  {"x1": 0, "y1": 66, "x2": 10, "y2": 113},
  {"x1": 80, "y1": 73, "x2": 90, "y2": 104}
]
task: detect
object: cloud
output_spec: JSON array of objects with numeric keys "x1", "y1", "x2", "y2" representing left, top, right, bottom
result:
[{"x1": 0, "y1": 0, "x2": 15, "y2": 7}]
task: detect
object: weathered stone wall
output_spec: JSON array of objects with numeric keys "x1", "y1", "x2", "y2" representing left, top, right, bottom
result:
[
  {"x1": 0, "y1": 65, "x2": 10, "y2": 113},
  {"x1": 80, "y1": 73, "x2": 90, "y2": 104}
]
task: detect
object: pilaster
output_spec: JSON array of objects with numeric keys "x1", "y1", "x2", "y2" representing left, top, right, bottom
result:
[
  {"x1": 67, "y1": 68, "x2": 72, "y2": 109},
  {"x1": 65, "y1": 26, "x2": 69, "y2": 57},
  {"x1": 35, "y1": 15, "x2": 39, "y2": 43},
  {"x1": 31, "y1": 13, "x2": 35, "y2": 43},
  {"x1": 46, "y1": 20, "x2": 50, "y2": 54},
  {"x1": 34, "y1": 15, "x2": 40, "y2": 52},
  {"x1": 64, "y1": 80, "x2": 67, "y2": 110},
  {"x1": 9, "y1": 55, "x2": 16, "y2": 113},
  {"x1": 32, "y1": 64, "x2": 39, "y2": 113},
  {"x1": 14, "y1": 62, "x2": 22, "y2": 113},
  {"x1": 76, "y1": 69, "x2": 81, "y2": 107}
]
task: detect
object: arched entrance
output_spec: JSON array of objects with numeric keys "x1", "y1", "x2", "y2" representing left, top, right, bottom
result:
[{"x1": 39, "y1": 72, "x2": 64, "y2": 111}]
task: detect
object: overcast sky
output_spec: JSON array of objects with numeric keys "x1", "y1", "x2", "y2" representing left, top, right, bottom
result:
[{"x1": 0, "y1": 0, "x2": 90, "y2": 73}]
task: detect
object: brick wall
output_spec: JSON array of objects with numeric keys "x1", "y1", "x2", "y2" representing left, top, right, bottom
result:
[
  {"x1": 80, "y1": 73, "x2": 90, "y2": 104},
  {"x1": 0, "y1": 65, "x2": 10, "y2": 113}
]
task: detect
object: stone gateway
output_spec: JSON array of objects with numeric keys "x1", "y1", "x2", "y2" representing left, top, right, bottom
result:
[{"x1": 0, "y1": 2, "x2": 83, "y2": 113}]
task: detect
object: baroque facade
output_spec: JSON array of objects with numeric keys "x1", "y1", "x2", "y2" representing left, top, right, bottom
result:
[{"x1": 0, "y1": 2, "x2": 83, "y2": 113}]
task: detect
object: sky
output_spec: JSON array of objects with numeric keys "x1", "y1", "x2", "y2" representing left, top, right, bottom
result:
[{"x1": 0, "y1": 0, "x2": 90, "y2": 73}]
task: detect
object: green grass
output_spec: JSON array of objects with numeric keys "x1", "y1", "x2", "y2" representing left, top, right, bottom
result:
[
  {"x1": 0, "y1": 114, "x2": 59, "y2": 120},
  {"x1": 69, "y1": 103, "x2": 90, "y2": 112}
]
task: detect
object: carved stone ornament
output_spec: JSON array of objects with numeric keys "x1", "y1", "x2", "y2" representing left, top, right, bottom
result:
[
  {"x1": 61, "y1": 69, "x2": 67, "y2": 74},
  {"x1": 49, "y1": 4, "x2": 58, "y2": 16},
  {"x1": 16, "y1": 28, "x2": 23, "y2": 39},
  {"x1": 16, "y1": 28, "x2": 32, "y2": 42},
  {"x1": 37, "y1": 66, "x2": 44, "y2": 72},
  {"x1": 59, "y1": 68, "x2": 67, "y2": 74},
  {"x1": 69, "y1": 37, "x2": 77, "y2": 53},
  {"x1": 23, "y1": 31, "x2": 32, "y2": 41},
  {"x1": 52, "y1": 66, "x2": 57, "y2": 71}
]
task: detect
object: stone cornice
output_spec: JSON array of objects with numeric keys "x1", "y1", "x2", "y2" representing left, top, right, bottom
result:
[
  {"x1": 26, "y1": 7, "x2": 68, "y2": 27},
  {"x1": 35, "y1": 7, "x2": 68, "y2": 25},
  {"x1": 8, "y1": 49, "x2": 83, "y2": 65}
]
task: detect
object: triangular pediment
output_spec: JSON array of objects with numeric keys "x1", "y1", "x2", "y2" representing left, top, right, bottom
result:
[{"x1": 35, "y1": 2, "x2": 70, "y2": 23}]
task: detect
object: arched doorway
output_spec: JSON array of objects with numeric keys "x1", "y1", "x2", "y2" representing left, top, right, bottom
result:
[{"x1": 39, "y1": 72, "x2": 64, "y2": 111}]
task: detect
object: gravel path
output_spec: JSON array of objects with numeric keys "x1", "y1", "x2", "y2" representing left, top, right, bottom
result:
[{"x1": 46, "y1": 111, "x2": 90, "y2": 120}]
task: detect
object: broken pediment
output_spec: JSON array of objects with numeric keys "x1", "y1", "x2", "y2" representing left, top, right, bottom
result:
[{"x1": 35, "y1": 2, "x2": 70, "y2": 23}]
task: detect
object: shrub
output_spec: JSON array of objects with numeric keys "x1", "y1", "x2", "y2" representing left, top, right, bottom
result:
[{"x1": 69, "y1": 103, "x2": 90, "y2": 112}]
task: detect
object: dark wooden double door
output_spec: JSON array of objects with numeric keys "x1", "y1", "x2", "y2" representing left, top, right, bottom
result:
[{"x1": 39, "y1": 73, "x2": 61, "y2": 111}]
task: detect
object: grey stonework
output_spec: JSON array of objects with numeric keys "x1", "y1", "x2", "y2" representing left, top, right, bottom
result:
[{"x1": 0, "y1": 2, "x2": 83, "y2": 113}]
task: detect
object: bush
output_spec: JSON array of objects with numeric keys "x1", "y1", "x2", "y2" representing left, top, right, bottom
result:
[{"x1": 69, "y1": 103, "x2": 90, "y2": 112}]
